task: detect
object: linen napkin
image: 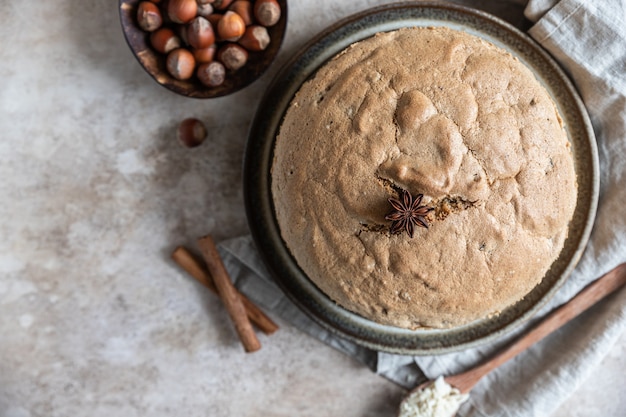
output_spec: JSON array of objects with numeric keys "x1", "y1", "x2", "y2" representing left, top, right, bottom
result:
[{"x1": 218, "y1": 0, "x2": 626, "y2": 415}]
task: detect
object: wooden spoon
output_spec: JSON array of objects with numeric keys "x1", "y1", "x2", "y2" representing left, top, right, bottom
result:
[{"x1": 400, "y1": 262, "x2": 626, "y2": 412}]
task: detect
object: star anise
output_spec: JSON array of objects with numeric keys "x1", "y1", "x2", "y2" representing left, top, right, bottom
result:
[{"x1": 385, "y1": 189, "x2": 433, "y2": 238}]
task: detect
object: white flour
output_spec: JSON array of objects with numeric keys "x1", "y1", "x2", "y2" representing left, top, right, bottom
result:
[{"x1": 399, "y1": 376, "x2": 469, "y2": 417}]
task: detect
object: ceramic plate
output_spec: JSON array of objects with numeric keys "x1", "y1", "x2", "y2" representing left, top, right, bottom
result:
[{"x1": 243, "y1": 2, "x2": 599, "y2": 354}]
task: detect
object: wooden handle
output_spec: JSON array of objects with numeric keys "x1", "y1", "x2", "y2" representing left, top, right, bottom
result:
[
  {"x1": 197, "y1": 235, "x2": 262, "y2": 353},
  {"x1": 171, "y1": 246, "x2": 279, "y2": 335},
  {"x1": 449, "y1": 263, "x2": 626, "y2": 393}
]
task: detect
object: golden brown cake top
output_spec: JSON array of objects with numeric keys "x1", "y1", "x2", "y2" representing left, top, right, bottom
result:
[{"x1": 271, "y1": 27, "x2": 577, "y2": 329}]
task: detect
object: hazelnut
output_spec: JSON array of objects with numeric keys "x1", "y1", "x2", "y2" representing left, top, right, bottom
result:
[
  {"x1": 217, "y1": 11, "x2": 246, "y2": 42},
  {"x1": 213, "y1": 0, "x2": 234, "y2": 10},
  {"x1": 254, "y1": 0, "x2": 281, "y2": 27},
  {"x1": 176, "y1": 23, "x2": 190, "y2": 45},
  {"x1": 168, "y1": 0, "x2": 197, "y2": 24},
  {"x1": 135, "y1": 0, "x2": 275, "y2": 89},
  {"x1": 150, "y1": 27, "x2": 181, "y2": 54},
  {"x1": 207, "y1": 13, "x2": 223, "y2": 30},
  {"x1": 166, "y1": 48, "x2": 196, "y2": 80},
  {"x1": 192, "y1": 44, "x2": 217, "y2": 63},
  {"x1": 177, "y1": 118, "x2": 207, "y2": 148},
  {"x1": 197, "y1": 3, "x2": 214, "y2": 18},
  {"x1": 217, "y1": 43, "x2": 248, "y2": 70},
  {"x1": 197, "y1": 61, "x2": 226, "y2": 87},
  {"x1": 228, "y1": 1, "x2": 253, "y2": 26},
  {"x1": 137, "y1": 1, "x2": 163, "y2": 32},
  {"x1": 187, "y1": 16, "x2": 215, "y2": 49},
  {"x1": 238, "y1": 25, "x2": 270, "y2": 51}
]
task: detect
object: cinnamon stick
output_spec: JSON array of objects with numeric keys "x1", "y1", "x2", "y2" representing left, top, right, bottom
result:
[
  {"x1": 171, "y1": 246, "x2": 278, "y2": 335},
  {"x1": 197, "y1": 235, "x2": 262, "y2": 353}
]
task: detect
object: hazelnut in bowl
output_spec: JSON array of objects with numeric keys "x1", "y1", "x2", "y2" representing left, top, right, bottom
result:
[
  {"x1": 243, "y1": 3, "x2": 598, "y2": 354},
  {"x1": 119, "y1": 0, "x2": 287, "y2": 98}
]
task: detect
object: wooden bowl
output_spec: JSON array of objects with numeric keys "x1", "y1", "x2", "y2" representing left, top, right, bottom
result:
[{"x1": 119, "y1": 0, "x2": 288, "y2": 98}]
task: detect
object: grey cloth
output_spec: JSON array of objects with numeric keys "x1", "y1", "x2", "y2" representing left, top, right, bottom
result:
[{"x1": 219, "y1": 0, "x2": 626, "y2": 415}]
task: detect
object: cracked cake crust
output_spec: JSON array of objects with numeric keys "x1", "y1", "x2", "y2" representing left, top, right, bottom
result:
[{"x1": 271, "y1": 27, "x2": 577, "y2": 329}]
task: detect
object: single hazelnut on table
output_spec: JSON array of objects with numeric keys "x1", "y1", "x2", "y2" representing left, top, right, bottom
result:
[
  {"x1": 238, "y1": 25, "x2": 270, "y2": 51},
  {"x1": 217, "y1": 11, "x2": 246, "y2": 42},
  {"x1": 177, "y1": 118, "x2": 208, "y2": 148},
  {"x1": 217, "y1": 43, "x2": 248, "y2": 71},
  {"x1": 187, "y1": 16, "x2": 216, "y2": 49},
  {"x1": 150, "y1": 27, "x2": 181, "y2": 54},
  {"x1": 228, "y1": 1, "x2": 253, "y2": 26},
  {"x1": 193, "y1": 44, "x2": 218, "y2": 63},
  {"x1": 166, "y1": 48, "x2": 196, "y2": 80},
  {"x1": 168, "y1": 0, "x2": 198, "y2": 24},
  {"x1": 197, "y1": 61, "x2": 226, "y2": 87},
  {"x1": 254, "y1": 0, "x2": 281, "y2": 27},
  {"x1": 137, "y1": 1, "x2": 163, "y2": 32},
  {"x1": 213, "y1": 0, "x2": 234, "y2": 10}
]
